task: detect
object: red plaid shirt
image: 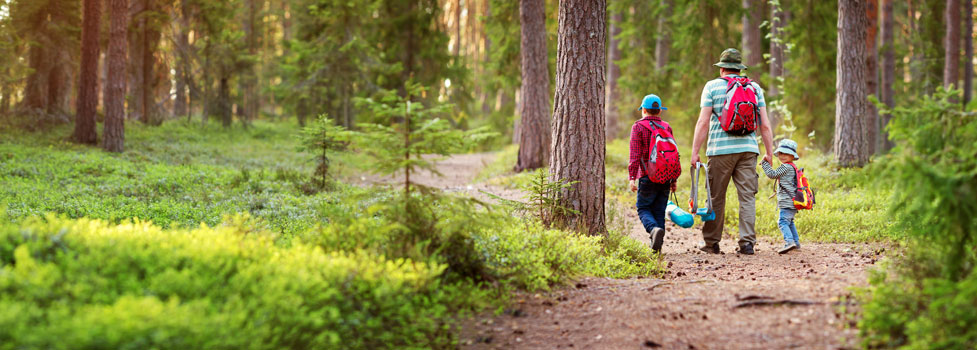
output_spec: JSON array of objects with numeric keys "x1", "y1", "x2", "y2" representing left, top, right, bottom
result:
[{"x1": 628, "y1": 116, "x2": 672, "y2": 181}]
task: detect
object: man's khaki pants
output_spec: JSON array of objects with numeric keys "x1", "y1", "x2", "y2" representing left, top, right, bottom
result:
[{"x1": 702, "y1": 152, "x2": 758, "y2": 248}]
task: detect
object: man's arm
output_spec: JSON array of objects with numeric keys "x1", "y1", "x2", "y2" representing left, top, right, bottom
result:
[
  {"x1": 758, "y1": 106, "x2": 774, "y2": 164},
  {"x1": 690, "y1": 107, "x2": 711, "y2": 166}
]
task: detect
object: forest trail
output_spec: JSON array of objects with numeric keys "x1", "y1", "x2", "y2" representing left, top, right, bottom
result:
[{"x1": 413, "y1": 153, "x2": 882, "y2": 350}]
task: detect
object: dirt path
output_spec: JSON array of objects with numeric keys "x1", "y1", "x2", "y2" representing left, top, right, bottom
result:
[{"x1": 419, "y1": 153, "x2": 880, "y2": 350}]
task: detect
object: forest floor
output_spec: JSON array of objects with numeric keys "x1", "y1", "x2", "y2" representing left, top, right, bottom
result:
[{"x1": 395, "y1": 153, "x2": 882, "y2": 350}]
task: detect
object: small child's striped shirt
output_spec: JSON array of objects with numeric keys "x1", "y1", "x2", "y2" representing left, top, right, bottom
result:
[{"x1": 761, "y1": 160, "x2": 796, "y2": 210}]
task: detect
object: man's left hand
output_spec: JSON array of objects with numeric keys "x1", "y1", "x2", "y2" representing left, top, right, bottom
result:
[{"x1": 763, "y1": 152, "x2": 773, "y2": 164}]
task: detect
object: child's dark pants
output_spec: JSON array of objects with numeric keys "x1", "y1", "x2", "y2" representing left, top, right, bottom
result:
[{"x1": 636, "y1": 177, "x2": 670, "y2": 233}]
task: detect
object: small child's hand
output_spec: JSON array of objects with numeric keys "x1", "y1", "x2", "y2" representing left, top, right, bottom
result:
[{"x1": 670, "y1": 181, "x2": 677, "y2": 193}]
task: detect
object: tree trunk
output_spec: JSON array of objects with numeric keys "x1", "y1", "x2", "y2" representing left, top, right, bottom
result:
[
  {"x1": 47, "y1": 49, "x2": 71, "y2": 117},
  {"x1": 880, "y1": 0, "x2": 896, "y2": 152},
  {"x1": 654, "y1": 0, "x2": 672, "y2": 71},
  {"x1": 550, "y1": 0, "x2": 606, "y2": 235},
  {"x1": 768, "y1": 2, "x2": 787, "y2": 128},
  {"x1": 605, "y1": 11, "x2": 623, "y2": 141},
  {"x1": 1, "y1": 66, "x2": 10, "y2": 114},
  {"x1": 73, "y1": 0, "x2": 102, "y2": 145},
  {"x1": 104, "y1": 0, "x2": 128, "y2": 153},
  {"x1": 865, "y1": 0, "x2": 878, "y2": 155},
  {"x1": 944, "y1": 0, "x2": 961, "y2": 91},
  {"x1": 741, "y1": 0, "x2": 764, "y2": 70},
  {"x1": 454, "y1": 0, "x2": 462, "y2": 57},
  {"x1": 220, "y1": 73, "x2": 232, "y2": 127},
  {"x1": 173, "y1": 0, "x2": 191, "y2": 119},
  {"x1": 834, "y1": 0, "x2": 873, "y2": 168},
  {"x1": 514, "y1": 0, "x2": 551, "y2": 172},
  {"x1": 23, "y1": 44, "x2": 50, "y2": 111},
  {"x1": 964, "y1": 0, "x2": 974, "y2": 105},
  {"x1": 141, "y1": 0, "x2": 160, "y2": 125}
]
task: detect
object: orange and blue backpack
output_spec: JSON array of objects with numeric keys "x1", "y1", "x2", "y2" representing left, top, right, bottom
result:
[{"x1": 786, "y1": 163, "x2": 815, "y2": 210}]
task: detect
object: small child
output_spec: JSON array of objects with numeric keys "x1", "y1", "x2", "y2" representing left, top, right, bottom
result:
[
  {"x1": 761, "y1": 139, "x2": 802, "y2": 254},
  {"x1": 628, "y1": 94, "x2": 679, "y2": 253}
]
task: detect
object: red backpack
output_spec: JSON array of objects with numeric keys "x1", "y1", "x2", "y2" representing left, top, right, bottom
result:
[
  {"x1": 637, "y1": 119, "x2": 681, "y2": 184},
  {"x1": 717, "y1": 76, "x2": 761, "y2": 136},
  {"x1": 786, "y1": 163, "x2": 815, "y2": 210}
]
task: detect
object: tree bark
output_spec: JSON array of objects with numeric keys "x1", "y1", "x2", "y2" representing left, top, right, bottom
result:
[
  {"x1": 964, "y1": 0, "x2": 974, "y2": 105},
  {"x1": 173, "y1": 0, "x2": 191, "y2": 119},
  {"x1": 768, "y1": 2, "x2": 787, "y2": 128},
  {"x1": 865, "y1": 0, "x2": 878, "y2": 155},
  {"x1": 73, "y1": 0, "x2": 102, "y2": 144},
  {"x1": 605, "y1": 11, "x2": 623, "y2": 140},
  {"x1": 834, "y1": 0, "x2": 873, "y2": 168},
  {"x1": 104, "y1": 0, "x2": 128, "y2": 153},
  {"x1": 550, "y1": 0, "x2": 606, "y2": 235},
  {"x1": 128, "y1": 0, "x2": 146, "y2": 122},
  {"x1": 880, "y1": 0, "x2": 896, "y2": 152},
  {"x1": 741, "y1": 0, "x2": 764, "y2": 70},
  {"x1": 655, "y1": 0, "x2": 672, "y2": 71},
  {"x1": 1, "y1": 66, "x2": 10, "y2": 115},
  {"x1": 945, "y1": 0, "x2": 961, "y2": 91},
  {"x1": 514, "y1": 0, "x2": 551, "y2": 172}
]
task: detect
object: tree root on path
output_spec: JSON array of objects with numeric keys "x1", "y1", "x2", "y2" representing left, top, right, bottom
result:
[
  {"x1": 643, "y1": 279, "x2": 717, "y2": 292},
  {"x1": 732, "y1": 296, "x2": 821, "y2": 308}
]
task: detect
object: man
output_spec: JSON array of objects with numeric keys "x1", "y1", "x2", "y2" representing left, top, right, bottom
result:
[{"x1": 690, "y1": 48, "x2": 775, "y2": 255}]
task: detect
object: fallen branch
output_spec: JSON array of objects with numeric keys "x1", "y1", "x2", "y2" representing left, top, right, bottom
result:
[
  {"x1": 644, "y1": 279, "x2": 716, "y2": 291},
  {"x1": 733, "y1": 299, "x2": 821, "y2": 308}
]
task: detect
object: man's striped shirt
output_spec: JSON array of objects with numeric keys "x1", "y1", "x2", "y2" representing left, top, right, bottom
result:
[{"x1": 699, "y1": 75, "x2": 766, "y2": 157}]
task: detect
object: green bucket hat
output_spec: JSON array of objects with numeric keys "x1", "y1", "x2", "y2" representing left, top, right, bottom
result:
[{"x1": 713, "y1": 48, "x2": 749, "y2": 70}]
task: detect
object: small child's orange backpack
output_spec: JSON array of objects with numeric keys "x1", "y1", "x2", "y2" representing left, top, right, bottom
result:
[{"x1": 787, "y1": 163, "x2": 815, "y2": 210}]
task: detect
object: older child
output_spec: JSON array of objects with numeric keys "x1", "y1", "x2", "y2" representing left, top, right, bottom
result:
[
  {"x1": 629, "y1": 94, "x2": 680, "y2": 253},
  {"x1": 761, "y1": 139, "x2": 802, "y2": 254}
]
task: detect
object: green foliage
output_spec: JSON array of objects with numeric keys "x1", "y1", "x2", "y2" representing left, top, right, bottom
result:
[
  {"x1": 859, "y1": 88, "x2": 977, "y2": 348},
  {"x1": 0, "y1": 214, "x2": 458, "y2": 350},
  {"x1": 521, "y1": 169, "x2": 580, "y2": 228},
  {"x1": 354, "y1": 82, "x2": 494, "y2": 194},
  {"x1": 297, "y1": 115, "x2": 352, "y2": 191}
]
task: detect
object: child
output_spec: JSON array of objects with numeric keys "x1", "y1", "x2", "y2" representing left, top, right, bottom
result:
[
  {"x1": 628, "y1": 94, "x2": 680, "y2": 253},
  {"x1": 761, "y1": 139, "x2": 802, "y2": 254}
]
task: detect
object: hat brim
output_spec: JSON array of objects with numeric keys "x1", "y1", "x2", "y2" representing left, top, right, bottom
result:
[
  {"x1": 637, "y1": 106, "x2": 668, "y2": 111},
  {"x1": 714, "y1": 62, "x2": 748, "y2": 70}
]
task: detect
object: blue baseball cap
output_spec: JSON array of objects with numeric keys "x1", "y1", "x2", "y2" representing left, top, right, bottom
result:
[{"x1": 638, "y1": 94, "x2": 667, "y2": 111}]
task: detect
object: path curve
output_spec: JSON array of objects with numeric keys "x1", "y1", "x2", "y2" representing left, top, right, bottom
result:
[{"x1": 420, "y1": 153, "x2": 880, "y2": 350}]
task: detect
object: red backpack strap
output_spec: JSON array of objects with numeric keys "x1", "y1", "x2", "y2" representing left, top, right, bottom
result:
[{"x1": 787, "y1": 163, "x2": 801, "y2": 187}]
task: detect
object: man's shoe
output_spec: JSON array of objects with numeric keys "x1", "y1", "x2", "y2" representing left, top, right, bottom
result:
[
  {"x1": 699, "y1": 243, "x2": 720, "y2": 254},
  {"x1": 737, "y1": 242, "x2": 755, "y2": 255},
  {"x1": 778, "y1": 243, "x2": 797, "y2": 254},
  {"x1": 650, "y1": 228, "x2": 665, "y2": 253}
]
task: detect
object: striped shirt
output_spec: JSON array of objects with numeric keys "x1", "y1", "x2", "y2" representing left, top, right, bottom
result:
[
  {"x1": 761, "y1": 160, "x2": 796, "y2": 209},
  {"x1": 699, "y1": 75, "x2": 766, "y2": 156}
]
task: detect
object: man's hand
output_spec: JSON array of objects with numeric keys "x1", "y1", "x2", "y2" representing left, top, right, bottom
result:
[
  {"x1": 629, "y1": 179, "x2": 637, "y2": 193},
  {"x1": 690, "y1": 153, "x2": 700, "y2": 167},
  {"x1": 763, "y1": 152, "x2": 773, "y2": 164}
]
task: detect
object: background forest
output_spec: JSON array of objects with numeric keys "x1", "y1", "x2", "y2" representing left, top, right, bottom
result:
[{"x1": 0, "y1": 0, "x2": 976, "y2": 349}]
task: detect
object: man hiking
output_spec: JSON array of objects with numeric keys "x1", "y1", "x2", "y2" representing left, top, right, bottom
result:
[{"x1": 690, "y1": 48, "x2": 776, "y2": 255}]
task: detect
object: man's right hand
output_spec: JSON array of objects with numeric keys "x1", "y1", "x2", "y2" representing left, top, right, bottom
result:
[{"x1": 690, "y1": 153, "x2": 700, "y2": 167}]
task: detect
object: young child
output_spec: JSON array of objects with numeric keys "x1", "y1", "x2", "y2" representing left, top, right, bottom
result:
[
  {"x1": 761, "y1": 139, "x2": 802, "y2": 254},
  {"x1": 628, "y1": 94, "x2": 679, "y2": 253}
]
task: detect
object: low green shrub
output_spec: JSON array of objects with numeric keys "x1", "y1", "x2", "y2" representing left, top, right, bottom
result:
[{"x1": 0, "y1": 214, "x2": 459, "y2": 350}]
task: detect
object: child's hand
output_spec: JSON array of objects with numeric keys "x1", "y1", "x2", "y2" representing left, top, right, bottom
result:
[
  {"x1": 629, "y1": 179, "x2": 637, "y2": 193},
  {"x1": 670, "y1": 181, "x2": 677, "y2": 193}
]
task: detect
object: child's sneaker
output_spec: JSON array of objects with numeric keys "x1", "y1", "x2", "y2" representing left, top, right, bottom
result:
[
  {"x1": 778, "y1": 243, "x2": 797, "y2": 254},
  {"x1": 650, "y1": 227, "x2": 665, "y2": 253}
]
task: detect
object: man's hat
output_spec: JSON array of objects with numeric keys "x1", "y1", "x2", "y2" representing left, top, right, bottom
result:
[
  {"x1": 638, "y1": 94, "x2": 667, "y2": 111},
  {"x1": 713, "y1": 48, "x2": 749, "y2": 70}
]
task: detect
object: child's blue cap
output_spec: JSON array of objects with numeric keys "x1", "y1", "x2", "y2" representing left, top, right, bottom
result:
[
  {"x1": 638, "y1": 94, "x2": 667, "y2": 111},
  {"x1": 774, "y1": 139, "x2": 800, "y2": 160}
]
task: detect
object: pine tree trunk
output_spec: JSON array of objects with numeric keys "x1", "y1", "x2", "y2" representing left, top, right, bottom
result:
[
  {"x1": 23, "y1": 44, "x2": 50, "y2": 112},
  {"x1": 141, "y1": 0, "x2": 160, "y2": 125},
  {"x1": 73, "y1": 0, "x2": 102, "y2": 145},
  {"x1": 128, "y1": 0, "x2": 145, "y2": 122},
  {"x1": 454, "y1": 0, "x2": 461, "y2": 57},
  {"x1": 605, "y1": 11, "x2": 622, "y2": 141},
  {"x1": 47, "y1": 49, "x2": 71, "y2": 117},
  {"x1": 945, "y1": 0, "x2": 961, "y2": 90},
  {"x1": 834, "y1": 0, "x2": 873, "y2": 168},
  {"x1": 550, "y1": 0, "x2": 606, "y2": 235},
  {"x1": 1, "y1": 66, "x2": 10, "y2": 114},
  {"x1": 654, "y1": 0, "x2": 672, "y2": 71},
  {"x1": 741, "y1": 0, "x2": 763, "y2": 70},
  {"x1": 865, "y1": 0, "x2": 878, "y2": 155},
  {"x1": 514, "y1": 0, "x2": 551, "y2": 172},
  {"x1": 964, "y1": 0, "x2": 974, "y2": 105},
  {"x1": 220, "y1": 73, "x2": 232, "y2": 127},
  {"x1": 880, "y1": 0, "x2": 896, "y2": 152},
  {"x1": 173, "y1": 0, "x2": 190, "y2": 119},
  {"x1": 768, "y1": 2, "x2": 787, "y2": 128},
  {"x1": 104, "y1": 0, "x2": 128, "y2": 153}
]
